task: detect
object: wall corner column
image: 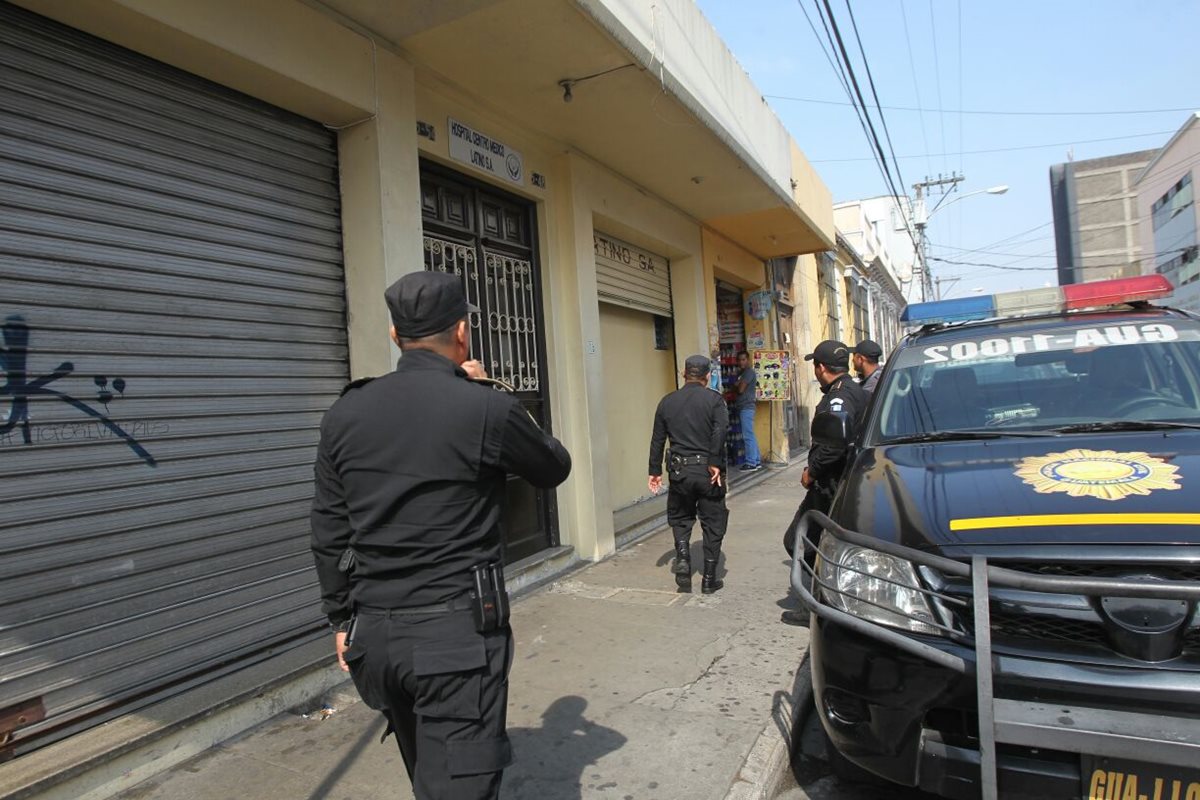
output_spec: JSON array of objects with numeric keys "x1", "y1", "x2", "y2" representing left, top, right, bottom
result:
[{"x1": 337, "y1": 49, "x2": 423, "y2": 379}]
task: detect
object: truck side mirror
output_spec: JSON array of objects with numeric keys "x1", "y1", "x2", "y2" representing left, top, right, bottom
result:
[{"x1": 812, "y1": 410, "x2": 852, "y2": 448}]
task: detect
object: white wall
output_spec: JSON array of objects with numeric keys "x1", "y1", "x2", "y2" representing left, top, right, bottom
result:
[{"x1": 576, "y1": 0, "x2": 795, "y2": 203}]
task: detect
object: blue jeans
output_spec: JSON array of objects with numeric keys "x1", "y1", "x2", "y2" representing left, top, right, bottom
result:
[{"x1": 738, "y1": 406, "x2": 759, "y2": 466}]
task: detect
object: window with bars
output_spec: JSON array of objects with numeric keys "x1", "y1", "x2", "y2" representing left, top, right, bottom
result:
[{"x1": 818, "y1": 253, "x2": 841, "y2": 342}]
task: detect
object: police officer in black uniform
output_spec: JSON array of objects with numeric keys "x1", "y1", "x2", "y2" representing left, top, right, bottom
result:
[
  {"x1": 648, "y1": 354, "x2": 730, "y2": 594},
  {"x1": 781, "y1": 340, "x2": 867, "y2": 625},
  {"x1": 311, "y1": 271, "x2": 571, "y2": 799}
]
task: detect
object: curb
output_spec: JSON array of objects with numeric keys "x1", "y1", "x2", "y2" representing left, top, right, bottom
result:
[{"x1": 722, "y1": 655, "x2": 813, "y2": 800}]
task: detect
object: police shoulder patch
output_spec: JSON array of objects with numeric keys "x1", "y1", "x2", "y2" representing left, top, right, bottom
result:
[{"x1": 339, "y1": 376, "x2": 376, "y2": 396}]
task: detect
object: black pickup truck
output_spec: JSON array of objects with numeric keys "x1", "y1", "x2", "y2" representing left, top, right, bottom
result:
[{"x1": 792, "y1": 276, "x2": 1200, "y2": 800}]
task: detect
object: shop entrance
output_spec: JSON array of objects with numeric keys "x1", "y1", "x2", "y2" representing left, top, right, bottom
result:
[
  {"x1": 716, "y1": 281, "x2": 749, "y2": 467},
  {"x1": 418, "y1": 161, "x2": 557, "y2": 562}
]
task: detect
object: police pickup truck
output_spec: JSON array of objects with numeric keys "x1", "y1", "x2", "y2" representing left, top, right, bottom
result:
[{"x1": 791, "y1": 275, "x2": 1200, "y2": 800}]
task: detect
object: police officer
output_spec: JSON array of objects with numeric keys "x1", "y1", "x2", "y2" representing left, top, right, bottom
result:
[
  {"x1": 852, "y1": 339, "x2": 883, "y2": 396},
  {"x1": 781, "y1": 340, "x2": 867, "y2": 625},
  {"x1": 311, "y1": 271, "x2": 571, "y2": 799},
  {"x1": 648, "y1": 354, "x2": 731, "y2": 594}
]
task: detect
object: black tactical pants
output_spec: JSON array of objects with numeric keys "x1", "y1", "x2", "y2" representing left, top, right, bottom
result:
[
  {"x1": 666, "y1": 463, "x2": 729, "y2": 562},
  {"x1": 783, "y1": 484, "x2": 833, "y2": 567},
  {"x1": 343, "y1": 606, "x2": 513, "y2": 800}
]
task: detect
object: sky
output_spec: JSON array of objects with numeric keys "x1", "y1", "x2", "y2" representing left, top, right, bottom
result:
[{"x1": 692, "y1": 0, "x2": 1199, "y2": 299}]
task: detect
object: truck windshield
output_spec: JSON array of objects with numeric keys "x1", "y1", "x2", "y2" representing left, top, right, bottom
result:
[{"x1": 872, "y1": 317, "x2": 1200, "y2": 442}]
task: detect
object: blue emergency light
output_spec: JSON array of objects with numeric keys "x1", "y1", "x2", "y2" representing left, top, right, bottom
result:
[{"x1": 901, "y1": 275, "x2": 1174, "y2": 326}]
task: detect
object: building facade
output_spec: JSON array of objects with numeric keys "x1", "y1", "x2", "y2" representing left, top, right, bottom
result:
[
  {"x1": 779, "y1": 202, "x2": 907, "y2": 452},
  {"x1": 0, "y1": 0, "x2": 833, "y2": 792},
  {"x1": 1134, "y1": 114, "x2": 1200, "y2": 313},
  {"x1": 1049, "y1": 149, "x2": 1158, "y2": 285}
]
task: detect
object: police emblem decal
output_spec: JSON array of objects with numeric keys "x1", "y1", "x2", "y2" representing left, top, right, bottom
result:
[{"x1": 1014, "y1": 449, "x2": 1180, "y2": 501}]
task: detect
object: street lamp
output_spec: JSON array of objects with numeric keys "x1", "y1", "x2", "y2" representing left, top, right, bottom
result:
[{"x1": 912, "y1": 184, "x2": 1009, "y2": 301}]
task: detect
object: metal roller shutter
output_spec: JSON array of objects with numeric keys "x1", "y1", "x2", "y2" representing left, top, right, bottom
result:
[
  {"x1": 593, "y1": 231, "x2": 672, "y2": 317},
  {"x1": 0, "y1": 2, "x2": 346, "y2": 756}
]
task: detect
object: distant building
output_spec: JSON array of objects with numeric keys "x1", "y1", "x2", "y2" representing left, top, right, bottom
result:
[
  {"x1": 1134, "y1": 113, "x2": 1200, "y2": 312},
  {"x1": 1050, "y1": 149, "x2": 1157, "y2": 285}
]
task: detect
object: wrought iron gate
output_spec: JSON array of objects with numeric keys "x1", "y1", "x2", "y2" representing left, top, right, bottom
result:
[{"x1": 419, "y1": 162, "x2": 556, "y2": 562}]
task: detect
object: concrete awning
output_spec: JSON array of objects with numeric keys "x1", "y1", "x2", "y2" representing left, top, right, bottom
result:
[{"x1": 322, "y1": 0, "x2": 833, "y2": 259}]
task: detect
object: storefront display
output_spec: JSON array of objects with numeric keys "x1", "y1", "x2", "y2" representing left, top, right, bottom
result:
[
  {"x1": 716, "y1": 281, "x2": 747, "y2": 466},
  {"x1": 752, "y1": 350, "x2": 791, "y2": 401}
]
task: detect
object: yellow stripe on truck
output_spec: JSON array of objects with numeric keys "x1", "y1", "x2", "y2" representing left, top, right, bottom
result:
[{"x1": 949, "y1": 513, "x2": 1200, "y2": 531}]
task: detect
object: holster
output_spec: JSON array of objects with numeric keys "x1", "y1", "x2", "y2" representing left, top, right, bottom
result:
[{"x1": 470, "y1": 562, "x2": 510, "y2": 633}]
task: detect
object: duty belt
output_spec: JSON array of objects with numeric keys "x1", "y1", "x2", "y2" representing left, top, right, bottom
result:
[
  {"x1": 669, "y1": 453, "x2": 707, "y2": 466},
  {"x1": 356, "y1": 592, "x2": 472, "y2": 617}
]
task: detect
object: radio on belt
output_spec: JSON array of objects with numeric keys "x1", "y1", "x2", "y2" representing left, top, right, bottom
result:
[{"x1": 470, "y1": 562, "x2": 509, "y2": 633}]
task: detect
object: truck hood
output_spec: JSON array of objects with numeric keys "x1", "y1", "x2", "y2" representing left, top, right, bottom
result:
[{"x1": 832, "y1": 431, "x2": 1200, "y2": 557}]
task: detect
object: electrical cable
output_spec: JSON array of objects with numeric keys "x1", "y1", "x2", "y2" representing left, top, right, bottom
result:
[
  {"x1": 809, "y1": 129, "x2": 1175, "y2": 163},
  {"x1": 842, "y1": 0, "x2": 910, "y2": 211},
  {"x1": 898, "y1": 0, "x2": 932, "y2": 177},
  {"x1": 763, "y1": 94, "x2": 1200, "y2": 117},
  {"x1": 813, "y1": 0, "x2": 921, "y2": 261},
  {"x1": 928, "y1": 0, "x2": 947, "y2": 173}
]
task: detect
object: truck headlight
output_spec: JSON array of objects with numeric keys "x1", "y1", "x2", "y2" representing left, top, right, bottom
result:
[{"x1": 817, "y1": 536, "x2": 940, "y2": 635}]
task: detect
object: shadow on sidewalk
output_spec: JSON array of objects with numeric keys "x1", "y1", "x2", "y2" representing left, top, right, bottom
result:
[
  {"x1": 654, "y1": 543, "x2": 727, "y2": 579},
  {"x1": 305, "y1": 715, "x2": 387, "y2": 800},
  {"x1": 503, "y1": 696, "x2": 627, "y2": 799}
]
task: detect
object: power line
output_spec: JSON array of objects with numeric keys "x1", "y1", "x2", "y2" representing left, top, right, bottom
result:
[
  {"x1": 802, "y1": 2, "x2": 900, "y2": 202},
  {"x1": 931, "y1": 246, "x2": 1193, "y2": 272},
  {"x1": 841, "y1": 0, "x2": 909, "y2": 203},
  {"x1": 810, "y1": 129, "x2": 1175, "y2": 163},
  {"x1": 941, "y1": 150, "x2": 1200, "y2": 263},
  {"x1": 898, "y1": 0, "x2": 931, "y2": 176},
  {"x1": 927, "y1": 0, "x2": 947, "y2": 174},
  {"x1": 763, "y1": 93, "x2": 1199, "y2": 117}
]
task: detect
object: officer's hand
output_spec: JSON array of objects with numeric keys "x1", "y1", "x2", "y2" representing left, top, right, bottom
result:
[
  {"x1": 648, "y1": 475, "x2": 662, "y2": 495},
  {"x1": 461, "y1": 359, "x2": 488, "y2": 380},
  {"x1": 801, "y1": 467, "x2": 812, "y2": 489},
  {"x1": 335, "y1": 631, "x2": 349, "y2": 672},
  {"x1": 708, "y1": 466, "x2": 722, "y2": 487}
]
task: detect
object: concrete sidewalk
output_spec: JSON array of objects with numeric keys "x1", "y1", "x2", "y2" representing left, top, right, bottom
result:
[{"x1": 114, "y1": 464, "x2": 811, "y2": 800}]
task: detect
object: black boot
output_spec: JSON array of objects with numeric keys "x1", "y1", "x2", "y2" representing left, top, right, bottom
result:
[
  {"x1": 672, "y1": 537, "x2": 692, "y2": 592},
  {"x1": 701, "y1": 558, "x2": 723, "y2": 594}
]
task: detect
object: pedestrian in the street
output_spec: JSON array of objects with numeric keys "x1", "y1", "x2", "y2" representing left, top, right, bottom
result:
[
  {"x1": 648, "y1": 354, "x2": 730, "y2": 594},
  {"x1": 852, "y1": 339, "x2": 883, "y2": 396},
  {"x1": 732, "y1": 350, "x2": 761, "y2": 471},
  {"x1": 310, "y1": 271, "x2": 572, "y2": 800},
  {"x1": 781, "y1": 340, "x2": 867, "y2": 626}
]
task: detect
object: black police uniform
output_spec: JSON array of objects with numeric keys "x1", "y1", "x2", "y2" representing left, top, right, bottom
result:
[
  {"x1": 783, "y1": 372, "x2": 868, "y2": 563},
  {"x1": 648, "y1": 375, "x2": 730, "y2": 592},
  {"x1": 311, "y1": 274, "x2": 571, "y2": 800}
]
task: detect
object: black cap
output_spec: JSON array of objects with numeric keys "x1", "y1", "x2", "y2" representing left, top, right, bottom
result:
[
  {"x1": 803, "y1": 339, "x2": 850, "y2": 369},
  {"x1": 385, "y1": 272, "x2": 478, "y2": 339},
  {"x1": 684, "y1": 354, "x2": 712, "y2": 377},
  {"x1": 852, "y1": 339, "x2": 883, "y2": 359}
]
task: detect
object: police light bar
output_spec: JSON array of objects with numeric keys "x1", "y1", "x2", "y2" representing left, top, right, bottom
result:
[{"x1": 900, "y1": 275, "x2": 1174, "y2": 325}]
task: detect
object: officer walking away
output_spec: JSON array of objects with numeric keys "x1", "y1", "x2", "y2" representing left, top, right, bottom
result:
[
  {"x1": 781, "y1": 340, "x2": 867, "y2": 626},
  {"x1": 731, "y1": 351, "x2": 761, "y2": 471},
  {"x1": 648, "y1": 355, "x2": 731, "y2": 594},
  {"x1": 311, "y1": 272, "x2": 572, "y2": 799},
  {"x1": 852, "y1": 339, "x2": 884, "y2": 396}
]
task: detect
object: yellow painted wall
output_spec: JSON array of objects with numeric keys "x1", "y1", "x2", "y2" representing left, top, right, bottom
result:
[
  {"x1": 702, "y1": 228, "x2": 791, "y2": 463},
  {"x1": 599, "y1": 304, "x2": 677, "y2": 510}
]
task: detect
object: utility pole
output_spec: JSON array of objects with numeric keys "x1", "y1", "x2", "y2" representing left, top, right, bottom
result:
[
  {"x1": 934, "y1": 276, "x2": 962, "y2": 301},
  {"x1": 912, "y1": 173, "x2": 964, "y2": 302}
]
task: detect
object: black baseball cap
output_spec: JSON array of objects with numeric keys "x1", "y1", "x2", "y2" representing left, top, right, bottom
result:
[
  {"x1": 852, "y1": 339, "x2": 883, "y2": 359},
  {"x1": 803, "y1": 339, "x2": 850, "y2": 369},
  {"x1": 385, "y1": 272, "x2": 478, "y2": 338},
  {"x1": 684, "y1": 354, "x2": 712, "y2": 377}
]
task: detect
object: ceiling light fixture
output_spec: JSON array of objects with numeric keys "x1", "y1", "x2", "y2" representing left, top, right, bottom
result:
[{"x1": 556, "y1": 63, "x2": 638, "y2": 103}]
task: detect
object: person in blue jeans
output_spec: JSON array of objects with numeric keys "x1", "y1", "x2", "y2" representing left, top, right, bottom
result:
[{"x1": 732, "y1": 351, "x2": 760, "y2": 471}]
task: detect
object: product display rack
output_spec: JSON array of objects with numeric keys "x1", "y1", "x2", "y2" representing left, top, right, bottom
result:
[{"x1": 716, "y1": 283, "x2": 746, "y2": 467}]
